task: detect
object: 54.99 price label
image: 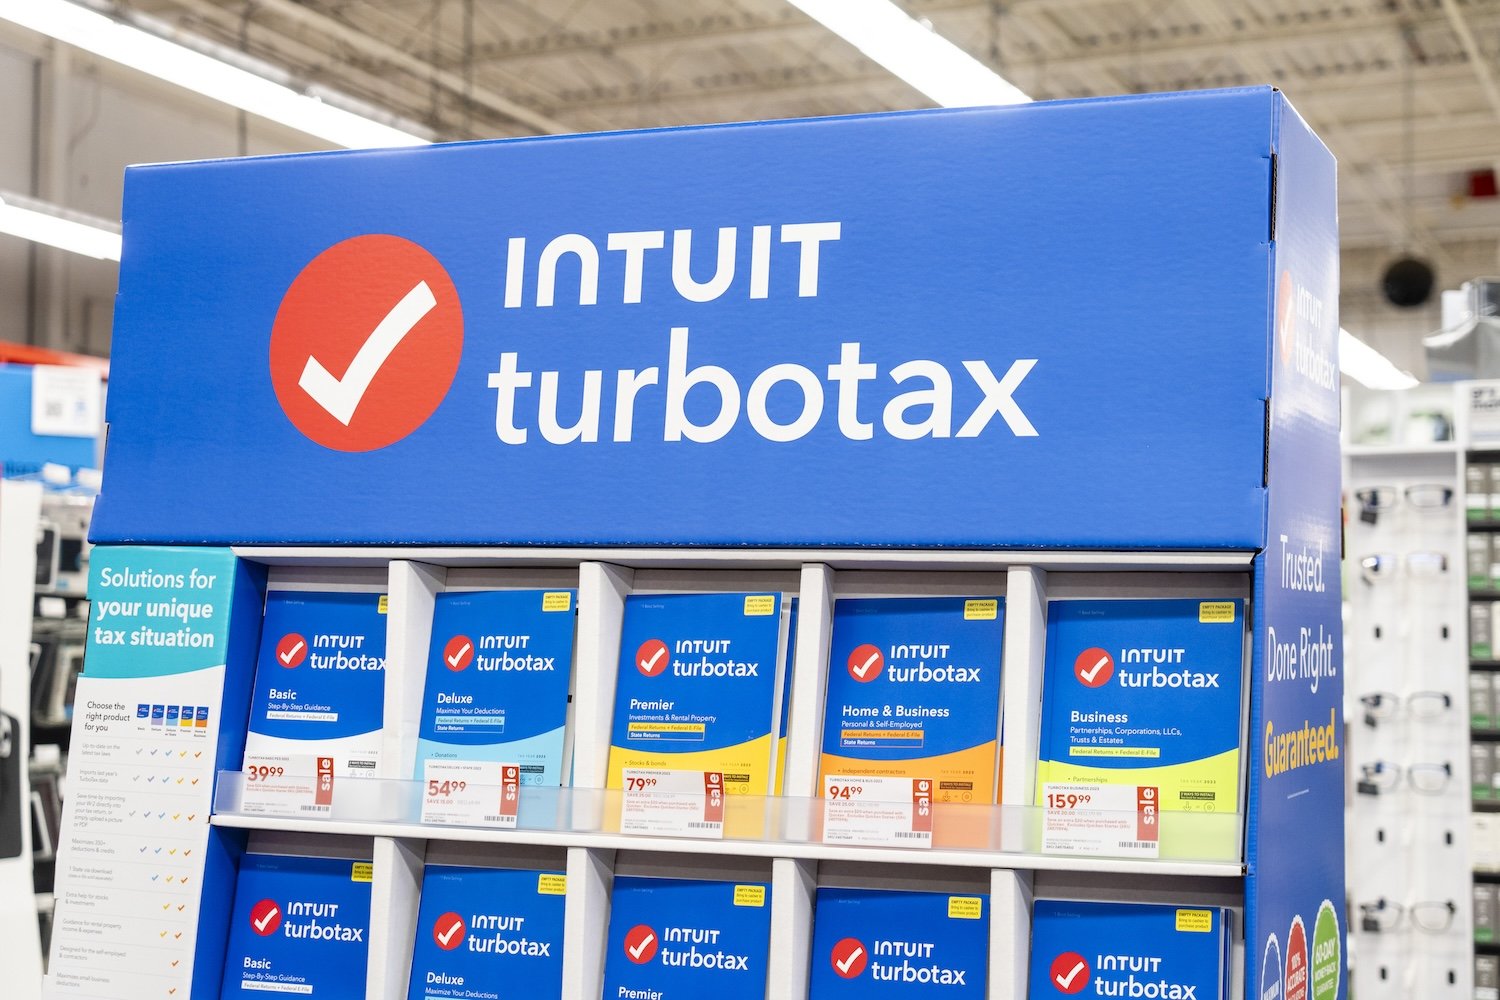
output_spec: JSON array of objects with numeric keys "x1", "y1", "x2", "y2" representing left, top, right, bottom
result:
[
  {"x1": 419, "y1": 760, "x2": 521, "y2": 828},
  {"x1": 822, "y1": 775, "x2": 933, "y2": 848}
]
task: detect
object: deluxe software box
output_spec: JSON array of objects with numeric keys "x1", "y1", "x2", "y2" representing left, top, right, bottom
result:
[
  {"x1": 244, "y1": 591, "x2": 387, "y2": 774},
  {"x1": 1028, "y1": 900, "x2": 1228, "y2": 1000},
  {"x1": 406, "y1": 865, "x2": 566, "y2": 1000},
  {"x1": 808, "y1": 888, "x2": 988, "y2": 998},
  {"x1": 600, "y1": 877, "x2": 771, "y2": 1000},
  {"x1": 1036, "y1": 599, "x2": 1247, "y2": 821},
  {"x1": 219, "y1": 854, "x2": 372, "y2": 999},
  {"x1": 416, "y1": 590, "x2": 576, "y2": 786},
  {"x1": 606, "y1": 592, "x2": 785, "y2": 796}
]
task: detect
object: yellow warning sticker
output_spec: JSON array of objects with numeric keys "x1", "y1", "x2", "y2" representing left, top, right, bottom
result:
[
  {"x1": 734, "y1": 885, "x2": 767, "y2": 907},
  {"x1": 537, "y1": 874, "x2": 567, "y2": 895},
  {"x1": 744, "y1": 595, "x2": 776, "y2": 617},
  {"x1": 377, "y1": 595, "x2": 389, "y2": 615},
  {"x1": 1198, "y1": 602, "x2": 1235, "y2": 624},
  {"x1": 947, "y1": 896, "x2": 984, "y2": 919},
  {"x1": 350, "y1": 863, "x2": 373, "y2": 883},
  {"x1": 964, "y1": 600, "x2": 999, "y2": 621},
  {"x1": 542, "y1": 592, "x2": 573, "y2": 612},
  {"x1": 1175, "y1": 909, "x2": 1213, "y2": 932}
]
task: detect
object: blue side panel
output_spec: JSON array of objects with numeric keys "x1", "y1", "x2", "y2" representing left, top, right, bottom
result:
[
  {"x1": 1244, "y1": 94, "x2": 1345, "y2": 1000},
  {"x1": 94, "y1": 89, "x2": 1275, "y2": 549},
  {"x1": 0, "y1": 365, "x2": 97, "y2": 475}
]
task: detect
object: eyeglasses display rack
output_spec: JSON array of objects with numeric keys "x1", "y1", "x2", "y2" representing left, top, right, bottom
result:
[{"x1": 42, "y1": 88, "x2": 1342, "y2": 1000}]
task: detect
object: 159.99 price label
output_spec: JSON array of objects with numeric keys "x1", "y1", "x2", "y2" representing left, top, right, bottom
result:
[
  {"x1": 1041, "y1": 782, "x2": 1160, "y2": 858},
  {"x1": 419, "y1": 760, "x2": 521, "y2": 828}
]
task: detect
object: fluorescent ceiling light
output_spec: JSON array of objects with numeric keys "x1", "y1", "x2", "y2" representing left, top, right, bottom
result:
[
  {"x1": 787, "y1": 0, "x2": 1030, "y2": 108},
  {"x1": 1, "y1": 0, "x2": 427, "y2": 150},
  {"x1": 0, "y1": 192, "x2": 121, "y2": 261},
  {"x1": 1339, "y1": 327, "x2": 1419, "y2": 390}
]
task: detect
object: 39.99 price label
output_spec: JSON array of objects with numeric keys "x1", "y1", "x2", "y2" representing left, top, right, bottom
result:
[
  {"x1": 419, "y1": 760, "x2": 521, "y2": 828},
  {"x1": 1041, "y1": 782, "x2": 1160, "y2": 858},
  {"x1": 239, "y1": 754, "x2": 334, "y2": 816},
  {"x1": 822, "y1": 775, "x2": 933, "y2": 848},
  {"x1": 619, "y1": 768, "x2": 725, "y2": 839}
]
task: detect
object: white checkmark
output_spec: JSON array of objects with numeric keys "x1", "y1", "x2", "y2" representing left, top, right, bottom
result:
[
  {"x1": 437, "y1": 919, "x2": 462, "y2": 946},
  {"x1": 1055, "y1": 960, "x2": 1086, "y2": 989},
  {"x1": 298, "y1": 280, "x2": 437, "y2": 426},
  {"x1": 279, "y1": 640, "x2": 305, "y2": 664},
  {"x1": 447, "y1": 642, "x2": 472, "y2": 668},
  {"x1": 836, "y1": 946, "x2": 864, "y2": 974},
  {"x1": 1079, "y1": 655, "x2": 1110, "y2": 683},
  {"x1": 629, "y1": 932, "x2": 656, "y2": 959},
  {"x1": 852, "y1": 652, "x2": 879, "y2": 678},
  {"x1": 639, "y1": 647, "x2": 666, "y2": 674},
  {"x1": 254, "y1": 906, "x2": 279, "y2": 932}
]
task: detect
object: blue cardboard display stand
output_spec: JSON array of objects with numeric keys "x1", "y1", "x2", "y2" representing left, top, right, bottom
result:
[{"x1": 61, "y1": 86, "x2": 1340, "y2": 1000}]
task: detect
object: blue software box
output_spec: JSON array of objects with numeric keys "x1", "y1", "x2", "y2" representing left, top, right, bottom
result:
[
  {"x1": 1028, "y1": 900, "x2": 1229, "y2": 1000},
  {"x1": 407, "y1": 865, "x2": 566, "y2": 1000},
  {"x1": 417, "y1": 590, "x2": 577, "y2": 786},
  {"x1": 809, "y1": 888, "x2": 988, "y2": 997},
  {"x1": 601, "y1": 877, "x2": 772, "y2": 1000},
  {"x1": 94, "y1": 88, "x2": 1334, "y2": 552},
  {"x1": 220, "y1": 854, "x2": 372, "y2": 999}
]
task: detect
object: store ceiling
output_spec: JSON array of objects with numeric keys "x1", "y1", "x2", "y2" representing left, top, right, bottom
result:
[{"x1": 129, "y1": 0, "x2": 1500, "y2": 319}]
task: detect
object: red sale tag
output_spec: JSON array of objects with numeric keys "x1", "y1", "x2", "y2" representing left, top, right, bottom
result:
[
  {"x1": 315, "y1": 757, "x2": 335, "y2": 807},
  {"x1": 498, "y1": 765, "x2": 520, "y2": 819},
  {"x1": 703, "y1": 772, "x2": 725, "y2": 824},
  {"x1": 1136, "y1": 786, "x2": 1159, "y2": 843},
  {"x1": 911, "y1": 779, "x2": 933, "y2": 833}
]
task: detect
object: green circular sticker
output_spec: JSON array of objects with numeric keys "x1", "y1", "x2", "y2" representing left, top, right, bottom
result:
[{"x1": 1311, "y1": 899, "x2": 1341, "y2": 1000}]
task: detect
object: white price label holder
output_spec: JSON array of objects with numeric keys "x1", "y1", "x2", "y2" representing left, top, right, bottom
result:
[
  {"x1": 822, "y1": 775, "x2": 934, "y2": 848},
  {"x1": 419, "y1": 760, "x2": 521, "y2": 828},
  {"x1": 619, "y1": 767, "x2": 725, "y2": 839},
  {"x1": 1041, "y1": 782, "x2": 1160, "y2": 858},
  {"x1": 240, "y1": 754, "x2": 335, "y2": 817}
]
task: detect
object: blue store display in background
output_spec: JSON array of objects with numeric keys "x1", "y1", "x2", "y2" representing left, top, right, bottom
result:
[{"x1": 53, "y1": 86, "x2": 1343, "y2": 1000}]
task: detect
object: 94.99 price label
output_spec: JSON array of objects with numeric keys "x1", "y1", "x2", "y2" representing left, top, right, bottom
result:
[
  {"x1": 822, "y1": 775, "x2": 933, "y2": 848},
  {"x1": 240, "y1": 754, "x2": 334, "y2": 817},
  {"x1": 1041, "y1": 782, "x2": 1160, "y2": 858},
  {"x1": 419, "y1": 760, "x2": 521, "y2": 828}
]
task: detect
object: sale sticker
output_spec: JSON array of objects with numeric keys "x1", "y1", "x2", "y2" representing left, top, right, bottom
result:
[
  {"x1": 619, "y1": 768, "x2": 725, "y2": 839},
  {"x1": 418, "y1": 759, "x2": 521, "y2": 828},
  {"x1": 1041, "y1": 782, "x2": 1161, "y2": 858},
  {"x1": 822, "y1": 774, "x2": 934, "y2": 848},
  {"x1": 239, "y1": 754, "x2": 335, "y2": 817}
]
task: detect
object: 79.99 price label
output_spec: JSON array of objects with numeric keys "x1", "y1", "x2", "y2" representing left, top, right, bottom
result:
[
  {"x1": 619, "y1": 768, "x2": 725, "y2": 839},
  {"x1": 419, "y1": 760, "x2": 521, "y2": 828},
  {"x1": 1041, "y1": 782, "x2": 1160, "y2": 858},
  {"x1": 822, "y1": 775, "x2": 933, "y2": 848}
]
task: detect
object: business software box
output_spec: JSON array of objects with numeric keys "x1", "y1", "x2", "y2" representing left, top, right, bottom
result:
[
  {"x1": 1028, "y1": 900, "x2": 1228, "y2": 1000},
  {"x1": 407, "y1": 865, "x2": 565, "y2": 1000},
  {"x1": 416, "y1": 590, "x2": 576, "y2": 786}
]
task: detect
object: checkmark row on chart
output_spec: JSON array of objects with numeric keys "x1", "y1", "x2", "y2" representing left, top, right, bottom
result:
[
  {"x1": 629, "y1": 933, "x2": 656, "y2": 959},
  {"x1": 447, "y1": 642, "x2": 472, "y2": 667},
  {"x1": 299, "y1": 280, "x2": 437, "y2": 426},
  {"x1": 836, "y1": 946, "x2": 865, "y2": 974}
]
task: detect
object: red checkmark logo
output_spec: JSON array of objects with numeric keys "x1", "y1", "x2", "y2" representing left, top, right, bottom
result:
[
  {"x1": 444, "y1": 635, "x2": 475, "y2": 672},
  {"x1": 1277, "y1": 269, "x2": 1295, "y2": 366},
  {"x1": 433, "y1": 912, "x2": 466, "y2": 950},
  {"x1": 1050, "y1": 952, "x2": 1090, "y2": 994},
  {"x1": 249, "y1": 899, "x2": 282, "y2": 936},
  {"x1": 1073, "y1": 648, "x2": 1114, "y2": 688},
  {"x1": 624, "y1": 924, "x2": 659, "y2": 964},
  {"x1": 830, "y1": 937, "x2": 868, "y2": 978},
  {"x1": 847, "y1": 644, "x2": 884, "y2": 683},
  {"x1": 635, "y1": 639, "x2": 669, "y2": 677},
  {"x1": 276, "y1": 633, "x2": 307, "y2": 669},
  {"x1": 269, "y1": 234, "x2": 464, "y2": 453}
]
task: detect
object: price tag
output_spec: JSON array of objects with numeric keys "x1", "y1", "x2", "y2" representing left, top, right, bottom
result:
[
  {"x1": 239, "y1": 754, "x2": 334, "y2": 817},
  {"x1": 822, "y1": 775, "x2": 933, "y2": 848},
  {"x1": 1041, "y1": 782, "x2": 1160, "y2": 858},
  {"x1": 619, "y1": 768, "x2": 725, "y2": 839},
  {"x1": 419, "y1": 760, "x2": 521, "y2": 828}
]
